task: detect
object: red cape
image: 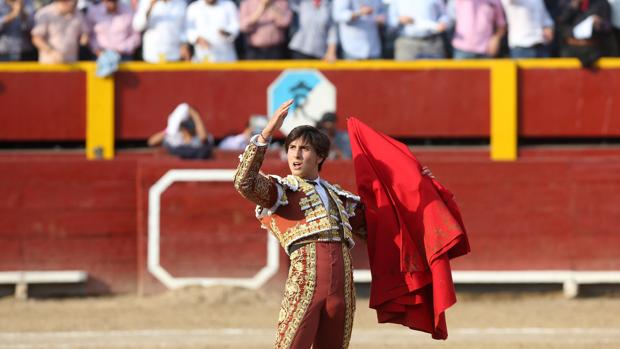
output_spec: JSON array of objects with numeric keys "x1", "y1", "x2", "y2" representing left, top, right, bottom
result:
[{"x1": 347, "y1": 117, "x2": 470, "y2": 340}]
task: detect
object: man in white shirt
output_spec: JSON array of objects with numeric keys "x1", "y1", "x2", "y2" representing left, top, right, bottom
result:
[
  {"x1": 501, "y1": 0, "x2": 554, "y2": 57},
  {"x1": 608, "y1": 0, "x2": 620, "y2": 50},
  {"x1": 185, "y1": 0, "x2": 239, "y2": 62},
  {"x1": 132, "y1": 0, "x2": 188, "y2": 63}
]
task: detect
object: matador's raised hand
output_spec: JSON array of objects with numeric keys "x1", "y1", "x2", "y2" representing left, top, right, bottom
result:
[{"x1": 259, "y1": 99, "x2": 294, "y2": 142}]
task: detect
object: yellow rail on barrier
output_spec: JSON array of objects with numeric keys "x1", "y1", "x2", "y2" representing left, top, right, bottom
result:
[{"x1": 2, "y1": 58, "x2": 617, "y2": 161}]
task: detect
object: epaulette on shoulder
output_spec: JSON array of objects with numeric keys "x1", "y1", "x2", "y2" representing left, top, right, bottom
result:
[
  {"x1": 323, "y1": 181, "x2": 360, "y2": 202},
  {"x1": 269, "y1": 174, "x2": 302, "y2": 192}
]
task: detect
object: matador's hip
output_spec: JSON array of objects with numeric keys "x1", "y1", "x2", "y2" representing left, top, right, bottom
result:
[{"x1": 275, "y1": 241, "x2": 356, "y2": 349}]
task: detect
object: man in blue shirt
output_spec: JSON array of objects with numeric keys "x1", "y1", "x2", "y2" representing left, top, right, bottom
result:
[
  {"x1": 388, "y1": 0, "x2": 450, "y2": 60},
  {"x1": 333, "y1": 0, "x2": 385, "y2": 59}
]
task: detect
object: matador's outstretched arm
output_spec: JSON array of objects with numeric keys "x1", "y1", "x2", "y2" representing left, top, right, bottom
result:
[{"x1": 233, "y1": 99, "x2": 294, "y2": 208}]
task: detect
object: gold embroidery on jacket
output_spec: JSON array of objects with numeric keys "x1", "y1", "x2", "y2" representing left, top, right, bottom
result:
[
  {"x1": 342, "y1": 244, "x2": 355, "y2": 349},
  {"x1": 258, "y1": 176, "x2": 357, "y2": 254},
  {"x1": 275, "y1": 243, "x2": 317, "y2": 349},
  {"x1": 233, "y1": 143, "x2": 274, "y2": 209}
]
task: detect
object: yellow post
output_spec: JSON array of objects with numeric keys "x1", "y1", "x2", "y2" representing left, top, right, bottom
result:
[
  {"x1": 84, "y1": 62, "x2": 115, "y2": 159},
  {"x1": 490, "y1": 60, "x2": 518, "y2": 161}
]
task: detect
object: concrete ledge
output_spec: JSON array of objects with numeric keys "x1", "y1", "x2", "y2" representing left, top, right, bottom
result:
[
  {"x1": 353, "y1": 270, "x2": 620, "y2": 298},
  {"x1": 0, "y1": 271, "x2": 88, "y2": 299}
]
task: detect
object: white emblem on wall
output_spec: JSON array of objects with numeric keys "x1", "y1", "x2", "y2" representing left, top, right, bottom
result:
[{"x1": 267, "y1": 70, "x2": 337, "y2": 135}]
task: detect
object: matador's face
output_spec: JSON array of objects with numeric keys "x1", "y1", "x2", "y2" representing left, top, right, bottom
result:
[{"x1": 287, "y1": 138, "x2": 323, "y2": 180}]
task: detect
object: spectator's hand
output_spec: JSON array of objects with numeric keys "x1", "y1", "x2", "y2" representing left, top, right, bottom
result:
[
  {"x1": 543, "y1": 27, "x2": 553, "y2": 44},
  {"x1": 180, "y1": 44, "x2": 191, "y2": 61},
  {"x1": 486, "y1": 35, "x2": 501, "y2": 57},
  {"x1": 375, "y1": 14, "x2": 386, "y2": 25},
  {"x1": 79, "y1": 33, "x2": 88, "y2": 46},
  {"x1": 10, "y1": 0, "x2": 23, "y2": 17},
  {"x1": 196, "y1": 37, "x2": 210, "y2": 48},
  {"x1": 592, "y1": 15, "x2": 603, "y2": 30},
  {"x1": 436, "y1": 22, "x2": 447, "y2": 33},
  {"x1": 323, "y1": 50, "x2": 337, "y2": 63},
  {"x1": 359, "y1": 5, "x2": 373, "y2": 16},
  {"x1": 399, "y1": 16, "x2": 414, "y2": 25},
  {"x1": 93, "y1": 48, "x2": 102, "y2": 57},
  {"x1": 47, "y1": 49, "x2": 63, "y2": 64},
  {"x1": 261, "y1": 99, "x2": 294, "y2": 140}
]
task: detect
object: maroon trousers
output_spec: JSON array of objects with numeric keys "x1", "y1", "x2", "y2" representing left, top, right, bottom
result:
[{"x1": 275, "y1": 242, "x2": 355, "y2": 349}]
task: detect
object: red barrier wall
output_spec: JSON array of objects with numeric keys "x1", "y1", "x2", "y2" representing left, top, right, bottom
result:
[
  {"x1": 114, "y1": 69, "x2": 489, "y2": 140},
  {"x1": 133, "y1": 147, "x2": 620, "y2": 293},
  {"x1": 1, "y1": 147, "x2": 619, "y2": 295},
  {"x1": 4, "y1": 66, "x2": 620, "y2": 142},
  {"x1": 0, "y1": 154, "x2": 137, "y2": 293},
  {"x1": 135, "y1": 157, "x2": 290, "y2": 293},
  {"x1": 520, "y1": 69, "x2": 620, "y2": 137},
  {"x1": 0, "y1": 72, "x2": 86, "y2": 141}
]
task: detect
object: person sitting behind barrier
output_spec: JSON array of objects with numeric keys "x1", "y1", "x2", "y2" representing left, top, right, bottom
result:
[
  {"x1": 219, "y1": 114, "x2": 269, "y2": 151},
  {"x1": 316, "y1": 112, "x2": 352, "y2": 160},
  {"x1": 147, "y1": 103, "x2": 214, "y2": 160}
]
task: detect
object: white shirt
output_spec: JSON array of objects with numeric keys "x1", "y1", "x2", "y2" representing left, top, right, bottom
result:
[
  {"x1": 164, "y1": 103, "x2": 190, "y2": 146},
  {"x1": 133, "y1": 0, "x2": 187, "y2": 63},
  {"x1": 219, "y1": 133, "x2": 249, "y2": 150},
  {"x1": 185, "y1": 0, "x2": 239, "y2": 62},
  {"x1": 501, "y1": 0, "x2": 553, "y2": 48}
]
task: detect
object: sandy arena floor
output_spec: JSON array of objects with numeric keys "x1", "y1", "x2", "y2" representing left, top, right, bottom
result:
[{"x1": 1, "y1": 287, "x2": 619, "y2": 349}]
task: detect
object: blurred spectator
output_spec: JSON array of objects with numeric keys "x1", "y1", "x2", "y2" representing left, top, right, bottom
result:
[
  {"x1": 31, "y1": 0, "x2": 88, "y2": 64},
  {"x1": 0, "y1": 0, "x2": 34, "y2": 61},
  {"x1": 501, "y1": 0, "x2": 554, "y2": 58},
  {"x1": 185, "y1": 0, "x2": 239, "y2": 62},
  {"x1": 288, "y1": 0, "x2": 337, "y2": 61},
  {"x1": 148, "y1": 103, "x2": 215, "y2": 160},
  {"x1": 451, "y1": 0, "x2": 507, "y2": 58},
  {"x1": 19, "y1": 0, "x2": 37, "y2": 61},
  {"x1": 316, "y1": 112, "x2": 352, "y2": 159},
  {"x1": 219, "y1": 114, "x2": 268, "y2": 150},
  {"x1": 333, "y1": 0, "x2": 385, "y2": 59},
  {"x1": 239, "y1": 0, "x2": 292, "y2": 59},
  {"x1": 557, "y1": 0, "x2": 617, "y2": 66},
  {"x1": 86, "y1": 0, "x2": 140, "y2": 60},
  {"x1": 132, "y1": 0, "x2": 188, "y2": 63},
  {"x1": 387, "y1": 0, "x2": 450, "y2": 60},
  {"x1": 610, "y1": 0, "x2": 620, "y2": 48},
  {"x1": 32, "y1": 0, "x2": 51, "y2": 9}
]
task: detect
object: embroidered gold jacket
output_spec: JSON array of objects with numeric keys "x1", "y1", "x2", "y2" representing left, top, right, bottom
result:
[{"x1": 234, "y1": 141, "x2": 366, "y2": 255}]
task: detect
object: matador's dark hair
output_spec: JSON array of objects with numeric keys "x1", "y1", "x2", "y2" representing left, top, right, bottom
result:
[{"x1": 284, "y1": 125, "x2": 331, "y2": 171}]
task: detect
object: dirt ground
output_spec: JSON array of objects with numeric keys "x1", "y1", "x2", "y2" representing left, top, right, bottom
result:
[{"x1": 1, "y1": 286, "x2": 620, "y2": 349}]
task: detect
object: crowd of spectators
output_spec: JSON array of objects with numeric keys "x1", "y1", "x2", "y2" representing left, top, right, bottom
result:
[{"x1": 1, "y1": 0, "x2": 620, "y2": 65}]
